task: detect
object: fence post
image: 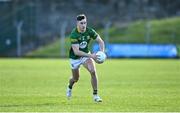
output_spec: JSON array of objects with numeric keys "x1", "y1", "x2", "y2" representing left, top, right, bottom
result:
[
  {"x1": 145, "y1": 21, "x2": 151, "y2": 44},
  {"x1": 16, "y1": 21, "x2": 23, "y2": 57},
  {"x1": 104, "y1": 21, "x2": 111, "y2": 45},
  {"x1": 60, "y1": 21, "x2": 67, "y2": 57}
]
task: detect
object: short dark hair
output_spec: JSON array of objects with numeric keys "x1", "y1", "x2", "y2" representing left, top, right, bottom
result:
[{"x1": 77, "y1": 14, "x2": 86, "y2": 21}]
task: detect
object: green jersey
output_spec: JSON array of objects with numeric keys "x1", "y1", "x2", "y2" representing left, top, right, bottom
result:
[{"x1": 69, "y1": 27, "x2": 98, "y2": 59}]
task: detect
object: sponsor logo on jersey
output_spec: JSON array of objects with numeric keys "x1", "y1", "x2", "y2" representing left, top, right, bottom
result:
[{"x1": 79, "y1": 41, "x2": 87, "y2": 49}]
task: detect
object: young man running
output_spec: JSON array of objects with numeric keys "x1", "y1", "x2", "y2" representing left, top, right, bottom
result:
[{"x1": 66, "y1": 14, "x2": 105, "y2": 102}]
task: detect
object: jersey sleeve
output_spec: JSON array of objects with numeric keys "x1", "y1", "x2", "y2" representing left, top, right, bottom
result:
[
  {"x1": 70, "y1": 33, "x2": 79, "y2": 44},
  {"x1": 89, "y1": 28, "x2": 98, "y2": 40}
]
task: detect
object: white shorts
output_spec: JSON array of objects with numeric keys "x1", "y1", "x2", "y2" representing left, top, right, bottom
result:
[{"x1": 70, "y1": 57, "x2": 89, "y2": 69}]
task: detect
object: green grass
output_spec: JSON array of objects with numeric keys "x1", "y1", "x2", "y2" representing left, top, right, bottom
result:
[
  {"x1": 103, "y1": 17, "x2": 180, "y2": 44},
  {"x1": 0, "y1": 59, "x2": 180, "y2": 112},
  {"x1": 27, "y1": 38, "x2": 71, "y2": 57}
]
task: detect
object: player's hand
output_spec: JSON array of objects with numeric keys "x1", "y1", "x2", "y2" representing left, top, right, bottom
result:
[{"x1": 89, "y1": 53, "x2": 98, "y2": 60}]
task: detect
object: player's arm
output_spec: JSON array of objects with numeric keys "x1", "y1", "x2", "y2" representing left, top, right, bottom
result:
[
  {"x1": 72, "y1": 44, "x2": 96, "y2": 59},
  {"x1": 95, "y1": 35, "x2": 105, "y2": 52}
]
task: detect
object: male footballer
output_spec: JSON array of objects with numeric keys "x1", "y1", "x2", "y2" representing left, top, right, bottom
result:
[{"x1": 66, "y1": 14, "x2": 105, "y2": 102}]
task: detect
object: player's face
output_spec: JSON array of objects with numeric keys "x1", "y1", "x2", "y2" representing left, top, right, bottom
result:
[{"x1": 77, "y1": 19, "x2": 87, "y2": 33}]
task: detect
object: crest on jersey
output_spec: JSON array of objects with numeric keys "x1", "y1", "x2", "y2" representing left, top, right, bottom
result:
[
  {"x1": 79, "y1": 41, "x2": 87, "y2": 49},
  {"x1": 82, "y1": 36, "x2": 85, "y2": 40}
]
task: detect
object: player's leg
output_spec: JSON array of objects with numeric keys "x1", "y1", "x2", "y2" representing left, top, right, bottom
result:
[
  {"x1": 68, "y1": 69, "x2": 80, "y2": 89},
  {"x1": 67, "y1": 58, "x2": 82, "y2": 99},
  {"x1": 83, "y1": 58, "x2": 102, "y2": 102},
  {"x1": 66, "y1": 68, "x2": 80, "y2": 99}
]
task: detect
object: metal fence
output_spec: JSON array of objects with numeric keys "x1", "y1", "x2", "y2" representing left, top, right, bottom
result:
[{"x1": 0, "y1": 0, "x2": 179, "y2": 57}]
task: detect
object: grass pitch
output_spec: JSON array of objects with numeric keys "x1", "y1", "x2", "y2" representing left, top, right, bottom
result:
[{"x1": 0, "y1": 59, "x2": 180, "y2": 112}]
